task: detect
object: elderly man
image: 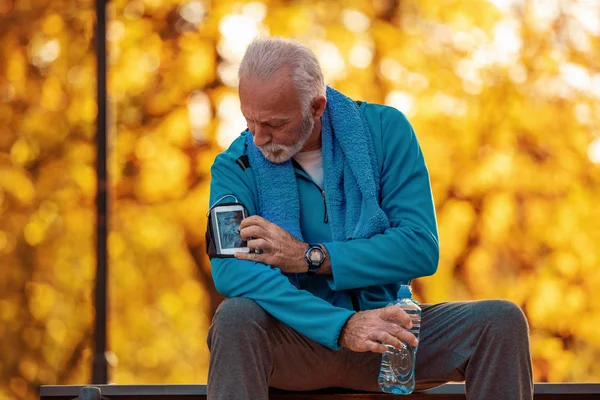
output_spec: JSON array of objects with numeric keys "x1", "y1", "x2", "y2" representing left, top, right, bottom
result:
[{"x1": 206, "y1": 37, "x2": 533, "y2": 400}]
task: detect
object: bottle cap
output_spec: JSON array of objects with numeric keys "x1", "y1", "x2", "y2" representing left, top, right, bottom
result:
[{"x1": 397, "y1": 284, "x2": 413, "y2": 299}]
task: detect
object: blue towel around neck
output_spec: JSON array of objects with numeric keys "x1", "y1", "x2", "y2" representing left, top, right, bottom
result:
[{"x1": 246, "y1": 85, "x2": 390, "y2": 245}]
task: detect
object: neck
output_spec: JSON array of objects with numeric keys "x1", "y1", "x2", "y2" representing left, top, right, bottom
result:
[{"x1": 300, "y1": 118, "x2": 322, "y2": 152}]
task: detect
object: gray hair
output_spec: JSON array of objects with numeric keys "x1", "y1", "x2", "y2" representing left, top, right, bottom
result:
[{"x1": 238, "y1": 37, "x2": 326, "y2": 115}]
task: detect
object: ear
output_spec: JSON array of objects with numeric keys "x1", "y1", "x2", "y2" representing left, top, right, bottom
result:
[{"x1": 311, "y1": 96, "x2": 327, "y2": 119}]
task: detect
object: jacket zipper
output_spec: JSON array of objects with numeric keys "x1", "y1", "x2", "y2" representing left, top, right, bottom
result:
[
  {"x1": 350, "y1": 291, "x2": 360, "y2": 311},
  {"x1": 292, "y1": 161, "x2": 358, "y2": 309},
  {"x1": 292, "y1": 160, "x2": 328, "y2": 224},
  {"x1": 305, "y1": 181, "x2": 328, "y2": 223},
  {"x1": 321, "y1": 189, "x2": 328, "y2": 223}
]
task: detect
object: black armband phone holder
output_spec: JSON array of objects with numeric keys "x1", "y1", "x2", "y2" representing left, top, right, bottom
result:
[{"x1": 206, "y1": 196, "x2": 250, "y2": 259}]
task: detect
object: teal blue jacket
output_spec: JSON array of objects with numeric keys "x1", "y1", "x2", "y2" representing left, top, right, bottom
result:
[{"x1": 209, "y1": 102, "x2": 439, "y2": 350}]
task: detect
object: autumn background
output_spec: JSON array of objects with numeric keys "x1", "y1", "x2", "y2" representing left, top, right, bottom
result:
[{"x1": 1, "y1": 0, "x2": 599, "y2": 398}]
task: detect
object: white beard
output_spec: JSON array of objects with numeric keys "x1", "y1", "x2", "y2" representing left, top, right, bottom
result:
[{"x1": 258, "y1": 114, "x2": 315, "y2": 164}]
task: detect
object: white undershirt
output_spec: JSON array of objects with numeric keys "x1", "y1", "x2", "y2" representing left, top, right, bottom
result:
[{"x1": 293, "y1": 148, "x2": 324, "y2": 188}]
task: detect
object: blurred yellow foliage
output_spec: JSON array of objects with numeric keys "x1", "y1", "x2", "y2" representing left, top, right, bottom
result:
[{"x1": 1, "y1": 0, "x2": 600, "y2": 399}]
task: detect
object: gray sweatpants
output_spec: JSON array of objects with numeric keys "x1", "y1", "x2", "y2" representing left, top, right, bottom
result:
[{"x1": 207, "y1": 298, "x2": 533, "y2": 400}]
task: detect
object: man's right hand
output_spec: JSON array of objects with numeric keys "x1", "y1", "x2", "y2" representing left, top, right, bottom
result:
[{"x1": 339, "y1": 306, "x2": 419, "y2": 353}]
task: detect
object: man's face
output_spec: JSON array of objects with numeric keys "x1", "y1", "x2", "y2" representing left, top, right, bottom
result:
[{"x1": 239, "y1": 70, "x2": 314, "y2": 163}]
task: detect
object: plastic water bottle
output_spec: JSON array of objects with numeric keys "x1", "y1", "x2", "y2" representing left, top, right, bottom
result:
[{"x1": 378, "y1": 285, "x2": 421, "y2": 395}]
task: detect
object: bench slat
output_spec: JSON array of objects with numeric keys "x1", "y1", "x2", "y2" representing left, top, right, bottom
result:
[{"x1": 40, "y1": 383, "x2": 600, "y2": 399}]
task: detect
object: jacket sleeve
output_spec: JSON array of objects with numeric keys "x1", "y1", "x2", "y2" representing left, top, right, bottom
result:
[
  {"x1": 208, "y1": 148, "x2": 355, "y2": 349},
  {"x1": 323, "y1": 107, "x2": 440, "y2": 291}
]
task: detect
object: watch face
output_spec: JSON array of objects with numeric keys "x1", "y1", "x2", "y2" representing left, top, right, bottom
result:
[{"x1": 309, "y1": 248, "x2": 323, "y2": 263}]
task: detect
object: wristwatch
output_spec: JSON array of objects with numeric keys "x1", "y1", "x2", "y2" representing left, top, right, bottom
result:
[{"x1": 305, "y1": 244, "x2": 326, "y2": 276}]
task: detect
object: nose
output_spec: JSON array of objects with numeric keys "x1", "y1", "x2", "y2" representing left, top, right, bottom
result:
[{"x1": 252, "y1": 125, "x2": 272, "y2": 147}]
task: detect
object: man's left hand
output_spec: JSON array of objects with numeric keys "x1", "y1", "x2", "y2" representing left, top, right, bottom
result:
[{"x1": 235, "y1": 215, "x2": 308, "y2": 273}]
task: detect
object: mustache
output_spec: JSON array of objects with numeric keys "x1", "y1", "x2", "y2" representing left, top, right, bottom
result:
[{"x1": 259, "y1": 143, "x2": 291, "y2": 153}]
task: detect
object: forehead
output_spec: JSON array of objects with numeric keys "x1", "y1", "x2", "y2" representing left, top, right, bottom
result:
[{"x1": 239, "y1": 70, "x2": 300, "y2": 119}]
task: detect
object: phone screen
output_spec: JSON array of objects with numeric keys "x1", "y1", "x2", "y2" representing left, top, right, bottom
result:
[{"x1": 216, "y1": 210, "x2": 247, "y2": 249}]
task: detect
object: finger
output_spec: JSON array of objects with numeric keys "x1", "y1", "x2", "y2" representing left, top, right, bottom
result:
[
  {"x1": 365, "y1": 340, "x2": 388, "y2": 354},
  {"x1": 234, "y1": 251, "x2": 252, "y2": 260},
  {"x1": 239, "y1": 225, "x2": 268, "y2": 240},
  {"x1": 239, "y1": 215, "x2": 268, "y2": 230},
  {"x1": 381, "y1": 305, "x2": 413, "y2": 329},
  {"x1": 372, "y1": 331, "x2": 403, "y2": 350},
  {"x1": 383, "y1": 322, "x2": 418, "y2": 346},
  {"x1": 235, "y1": 251, "x2": 266, "y2": 264},
  {"x1": 247, "y1": 238, "x2": 269, "y2": 252}
]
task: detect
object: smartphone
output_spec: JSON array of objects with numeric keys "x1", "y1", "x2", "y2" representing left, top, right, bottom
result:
[{"x1": 209, "y1": 204, "x2": 250, "y2": 256}]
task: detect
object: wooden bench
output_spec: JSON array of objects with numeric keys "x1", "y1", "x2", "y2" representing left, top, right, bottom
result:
[{"x1": 40, "y1": 383, "x2": 600, "y2": 400}]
